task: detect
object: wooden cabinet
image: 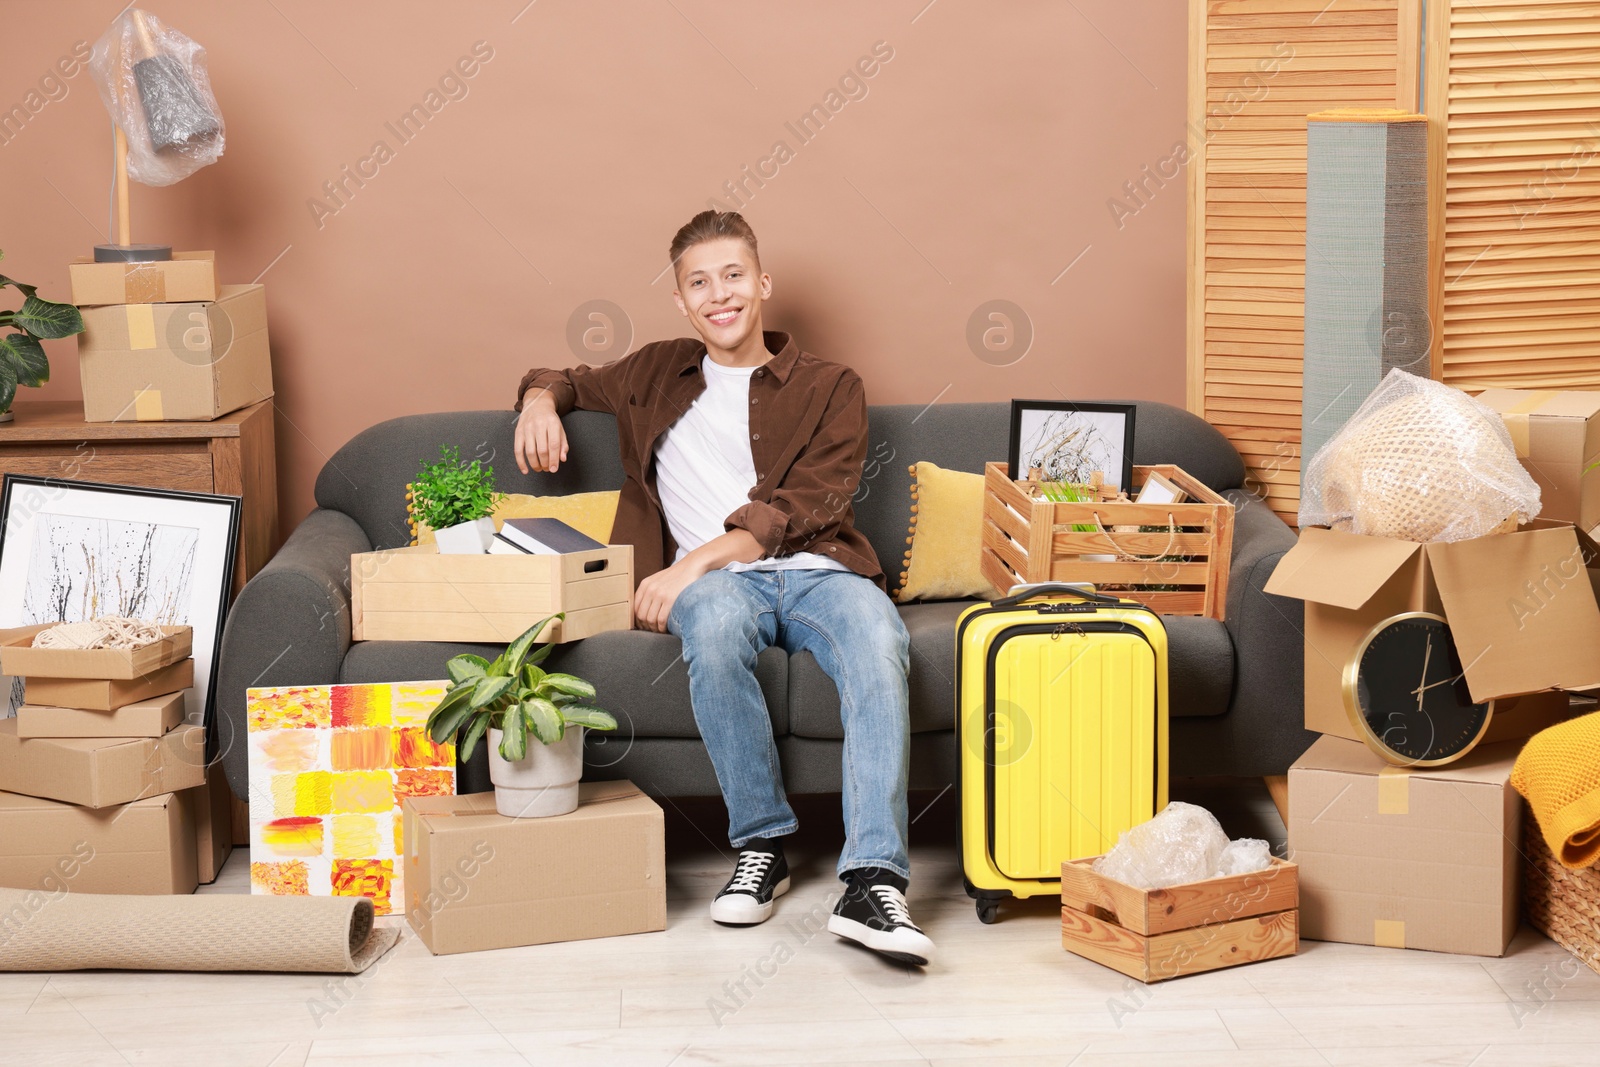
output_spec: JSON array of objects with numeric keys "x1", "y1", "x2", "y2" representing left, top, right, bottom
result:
[{"x1": 0, "y1": 400, "x2": 279, "y2": 594}]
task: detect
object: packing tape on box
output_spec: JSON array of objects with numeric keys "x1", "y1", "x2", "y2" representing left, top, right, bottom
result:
[
  {"x1": 123, "y1": 263, "x2": 166, "y2": 303},
  {"x1": 1373, "y1": 919, "x2": 1406, "y2": 949},
  {"x1": 1377, "y1": 767, "x2": 1410, "y2": 815},
  {"x1": 124, "y1": 304, "x2": 157, "y2": 350},
  {"x1": 133, "y1": 388, "x2": 163, "y2": 421},
  {"x1": 1500, "y1": 390, "x2": 1558, "y2": 459}
]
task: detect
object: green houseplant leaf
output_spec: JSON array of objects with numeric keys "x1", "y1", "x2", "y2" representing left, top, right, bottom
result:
[
  {"x1": 560, "y1": 707, "x2": 617, "y2": 731},
  {"x1": 540, "y1": 673, "x2": 595, "y2": 700},
  {"x1": 458, "y1": 710, "x2": 491, "y2": 762},
  {"x1": 504, "y1": 614, "x2": 559, "y2": 675},
  {"x1": 0, "y1": 274, "x2": 39, "y2": 300},
  {"x1": 0, "y1": 332, "x2": 48, "y2": 388},
  {"x1": 498, "y1": 698, "x2": 529, "y2": 762},
  {"x1": 446, "y1": 653, "x2": 491, "y2": 685},
  {"x1": 425, "y1": 684, "x2": 477, "y2": 745},
  {"x1": 12, "y1": 296, "x2": 83, "y2": 340},
  {"x1": 470, "y1": 673, "x2": 516, "y2": 710},
  {"x1": 523, "y1": 697, "x2": 563, "y2": 745}
]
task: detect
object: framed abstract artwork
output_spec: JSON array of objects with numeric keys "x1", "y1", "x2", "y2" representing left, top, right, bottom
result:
[
  {"x1": 1007, "y1": 401, "x2": 1137, "y2": 494},
  {"x1": 246, "y1": 682, "x2": 456, "y2": 916},
  {"x1": 0, "y1": 476, "x2": 241, "y2": 724}
]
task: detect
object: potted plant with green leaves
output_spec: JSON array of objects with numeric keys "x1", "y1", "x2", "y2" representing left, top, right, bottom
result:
[
  {"x1": 409, "y1": 444, "x2": 503, "y2": 554},
  {"x1": 425, "y1": 613, "x2": 618, "y2": 817},
  {"x1": 0, "y1": 251, "x2": 84, "y2": 423}
]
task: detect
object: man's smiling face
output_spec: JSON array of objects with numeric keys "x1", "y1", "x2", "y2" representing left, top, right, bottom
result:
[{"x1": 672, "y1": 236, "x2": 772, "y2": 357}]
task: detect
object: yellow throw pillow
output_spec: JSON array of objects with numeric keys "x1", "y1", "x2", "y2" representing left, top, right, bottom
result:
[
  {"x1": 893, "y1": 462, "x2": 1000, "y2": 603},
  {"x1": 412, "y1": 490, "x2": 620, "y2": 547}
]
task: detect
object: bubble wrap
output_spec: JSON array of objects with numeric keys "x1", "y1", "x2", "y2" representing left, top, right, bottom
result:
[
  {"x1": 1216, "y1": 838, "x2": 1273, "y2": 878},
  {"x1": 1093, "y1": 802, "x2": 1229, "y2": 889},
  {"x1": 89, "y1": 9, "x2": 224, "y2": 187},
  {"x1": 1299, "y1": 369, "x2": 1541, "y2": 542}
]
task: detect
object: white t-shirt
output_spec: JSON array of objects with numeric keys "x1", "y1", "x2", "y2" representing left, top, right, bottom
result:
[{"x1": 653, "y1": 355, "x2": 850, "y2": 574}]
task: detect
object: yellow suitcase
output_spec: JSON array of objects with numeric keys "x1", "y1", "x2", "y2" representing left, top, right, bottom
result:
[{"x1": 956, "y1": 583, "x2": 1169, "y2": 923}]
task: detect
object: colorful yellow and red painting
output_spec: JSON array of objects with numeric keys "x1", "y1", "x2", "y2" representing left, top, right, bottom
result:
[{"x1": 246, "y1": 681, "x2": 454, "y2": 915}]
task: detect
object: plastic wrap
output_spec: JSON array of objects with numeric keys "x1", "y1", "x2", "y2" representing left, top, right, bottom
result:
[
  {"x1": 1093, "y1": 802, "x2": 1229, "y2": 889},
  {"x1": 1299, "y1": 369, "x2": 1540, "y2": 542},
  {"x1": 89, "y1": 9, "x2": 224, "y2": 187},
  {"x1": 1215, "y1": 838, "x2": 1273, "y2": 878},
  {"x1": 1093, "y1": 804, "x2": 1274, "y2": 888}
]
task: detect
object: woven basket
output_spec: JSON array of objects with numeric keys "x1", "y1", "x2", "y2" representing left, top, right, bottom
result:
[{"x1": 1523, "y1": 810, "x2": 1600, "y2": 976}]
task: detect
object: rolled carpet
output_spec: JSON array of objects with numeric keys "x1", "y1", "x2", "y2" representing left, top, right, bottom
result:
[
  {"x1": 0, "y1": 889, "x2": 398, "y2": 973},
  {"x1": 1513, "y1": 710, "x2": 1600, "y2": 871}
]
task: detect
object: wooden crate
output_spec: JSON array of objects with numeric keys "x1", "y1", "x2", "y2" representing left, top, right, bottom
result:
[
  {"x1": 981, "y1": 463, "x2": 1235, "y2": 620},
  {"x1": 1060, "y1": 856, "x2": 1298, "y2": 983},
  {"x1": 351, "y1": 544, "x2": 632, "y2": 643}
]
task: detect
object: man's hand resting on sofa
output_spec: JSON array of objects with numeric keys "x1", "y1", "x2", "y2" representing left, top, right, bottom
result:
[
  {"x1": 634, "y1": 528, "x2": 765, "y2": 633},
  {"x1": 515, "y1": 388, "x2": 568, "y2": 474}
]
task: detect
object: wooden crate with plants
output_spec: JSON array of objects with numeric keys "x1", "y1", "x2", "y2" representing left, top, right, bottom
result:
[{"x1": 980, "y1": 463, "x2": 1235, "y2": 620}]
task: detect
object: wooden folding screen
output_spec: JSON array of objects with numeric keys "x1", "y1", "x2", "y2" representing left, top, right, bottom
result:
[
  {"x1": 1425, "y1": 0, "x2": 1600, "y2": 390},
  {"x1": 1187, "y1": 0, "x2": 1421, "y2": 524}
]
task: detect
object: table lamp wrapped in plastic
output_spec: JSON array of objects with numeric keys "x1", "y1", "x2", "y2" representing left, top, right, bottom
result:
[
  {"x1": 1300, "y1": 370, "x2": 1540, "y2": 542},
  {"x1": 88, "y1": 8, "x2": 224, "y2": 187}
]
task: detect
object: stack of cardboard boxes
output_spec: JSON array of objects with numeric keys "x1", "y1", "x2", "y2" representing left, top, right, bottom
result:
[
  {"x1": 1267, "y1": 391, "x2": 1600, "y2": 957},
  {"x1": 69, "y1": 251, "x2": 273, "y2": 423},
  {"x1": 0, "y1": 623, "x2": 232, "y2": 895}
]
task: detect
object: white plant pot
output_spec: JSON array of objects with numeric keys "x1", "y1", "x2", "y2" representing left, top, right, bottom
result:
[
  {"x1": 434, "y1": 516, "x2": 495, "y2": 554},
  {"x1": 486, "y1": 725, "x2": 584, "y2": 818}
]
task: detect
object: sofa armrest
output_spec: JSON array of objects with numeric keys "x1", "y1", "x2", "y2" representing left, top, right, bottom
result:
[
  {"x1": 215, "y1": 508, "x2": 372, "y2": 802},
  {"x1": 1213, "y1": 490, "x2": 1319, "y2": 776}
]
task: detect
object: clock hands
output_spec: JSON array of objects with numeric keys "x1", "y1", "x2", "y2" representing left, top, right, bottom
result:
[{"x1": 1415, "y1": 634, "x2": 1433, "y2": 711}]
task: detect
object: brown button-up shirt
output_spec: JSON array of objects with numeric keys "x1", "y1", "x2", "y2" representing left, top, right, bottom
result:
[{"x1": 515, "y1": 331, "x2": 884, "y2": 592}]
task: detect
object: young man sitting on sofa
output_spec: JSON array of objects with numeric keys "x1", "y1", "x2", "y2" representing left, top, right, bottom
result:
[{"x1": 512, "y1": 210, "x2": 934, "y2": 966}]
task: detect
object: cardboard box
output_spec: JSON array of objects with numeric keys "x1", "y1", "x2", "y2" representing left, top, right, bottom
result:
[
  {"x1": 0, "y1": 788, "x2": 197, "y2": 896},
  {"x1": 352, "y1": 543, "x2": 633, "y2": 643},
  {"x1": 1288, "y1": 735, "x2": 1522, "y2": 956},
  {"x1": 402, "y1": 779, "x2": 665, "y2": 955},
  {"x1": 77, "y1": 283, "x2": 273, "y2": 423},
  {"x1": 0, "y1": 624, "x2": 192, "y2": 680},
  {"x1": 1476, "y1": 389, "x2": 1600, "y2": 532},
  {"x1": 1060, "y1": 857, "x2": 1298, "y2": 982},
  {"x1": 191, "y1": 773, "x2": 234, "y2": 885},
  {"x1": 17, "y1": 690, "x2": 186, "y2": 738},
  {"x1": 23, "y1": 658, "x2": 195, "y2": 712},
  {"x1": 1264, "y1": 522, "x2": 1600, "y2": 741},
  {"x1": 69, "y1": 250, "x2": 217, "y2": 306},
  {"x1": 0, "y1": 720, "x2": 206, "y2": 809}
]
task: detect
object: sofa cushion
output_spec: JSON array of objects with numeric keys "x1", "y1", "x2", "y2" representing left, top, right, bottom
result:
[
  {"x1": 339, "y1": 631, "x2": 788, "y2": 740},
  {"x1": 785, "y1": 601, "x2": 1235, "y2": 741}
]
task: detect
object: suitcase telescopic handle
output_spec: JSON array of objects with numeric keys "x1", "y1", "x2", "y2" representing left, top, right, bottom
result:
[{"x1": 991, "y1": 583, "x2": 1122, "y2": 608}]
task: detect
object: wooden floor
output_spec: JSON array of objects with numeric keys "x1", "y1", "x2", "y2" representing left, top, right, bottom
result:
[{"x1": 8, "y1": 784, "x2": 1600, "y2": 1066}]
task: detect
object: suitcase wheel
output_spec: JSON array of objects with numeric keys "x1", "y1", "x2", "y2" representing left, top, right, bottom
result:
[{"x1": 974, "y1": 893, "x2": 1006, "y2": 925}]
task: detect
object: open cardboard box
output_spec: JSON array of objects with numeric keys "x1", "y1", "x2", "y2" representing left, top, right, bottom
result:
[
  {"x1": 0, "y1": 624, "x2": 192, "y2": 681},
  {"x1": 1264, "y1": 521, "x2": 1600, "y2": 741}
]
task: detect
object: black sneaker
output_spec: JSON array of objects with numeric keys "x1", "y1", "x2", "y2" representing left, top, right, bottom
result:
[
  {"x1": 709, "y1": 839, "x2": 790, "y2": 926},
  {"x1": 829, "y1": 868, "x2": 936, "y2": 965}
]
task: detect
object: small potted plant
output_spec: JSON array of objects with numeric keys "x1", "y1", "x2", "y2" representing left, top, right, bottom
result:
[
  {"x1": 0, "y1": 251, "x2": 84, "y2": 423},
  {"x1": 410, "y1": 444, "x2": 502, "y2": 554},
  {"x1": 425, "y1": 613, "x2": 618, "y2": 818}
]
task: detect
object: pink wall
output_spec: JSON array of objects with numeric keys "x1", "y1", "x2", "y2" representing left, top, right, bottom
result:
[{"x1": 2, "y1": 1, "x2": 1189, "y2": 533}]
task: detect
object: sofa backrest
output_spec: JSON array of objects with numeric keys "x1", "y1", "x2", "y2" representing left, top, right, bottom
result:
[{"x1": 316, "y1": 400, "x2": 1245, "y2": 562}]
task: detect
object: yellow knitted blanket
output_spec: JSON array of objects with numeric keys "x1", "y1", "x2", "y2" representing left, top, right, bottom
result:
[{"x1": 1512, "y1": 710, "x2": 1600, "y2": 870}]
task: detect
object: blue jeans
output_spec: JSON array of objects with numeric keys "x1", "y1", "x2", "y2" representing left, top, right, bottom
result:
[{"x1": 667, "y1": 568, "x2": 912, "y2": 881}]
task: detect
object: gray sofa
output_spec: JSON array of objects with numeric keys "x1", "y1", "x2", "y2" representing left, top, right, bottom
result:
[{"x1": 216, "y1": 401, "x2": 1315, "y2": 803}]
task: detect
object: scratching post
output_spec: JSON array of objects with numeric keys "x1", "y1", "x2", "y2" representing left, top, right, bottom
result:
[{"x1": 1300, "y1": 109, "x2": 1430, "y2": 480}]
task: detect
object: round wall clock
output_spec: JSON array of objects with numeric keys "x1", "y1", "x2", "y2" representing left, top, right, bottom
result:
[{"x1": 1342, "y1": 611, "x2": 1494, "y2": 767}]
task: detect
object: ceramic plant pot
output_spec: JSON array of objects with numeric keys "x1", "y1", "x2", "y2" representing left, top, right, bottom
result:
[
  {"x1": 434, "y1": 516, "x2": 495, "y2": 554},
  {"x1": 486, "y1": 725, "x2": 584, "y2": 818}
]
